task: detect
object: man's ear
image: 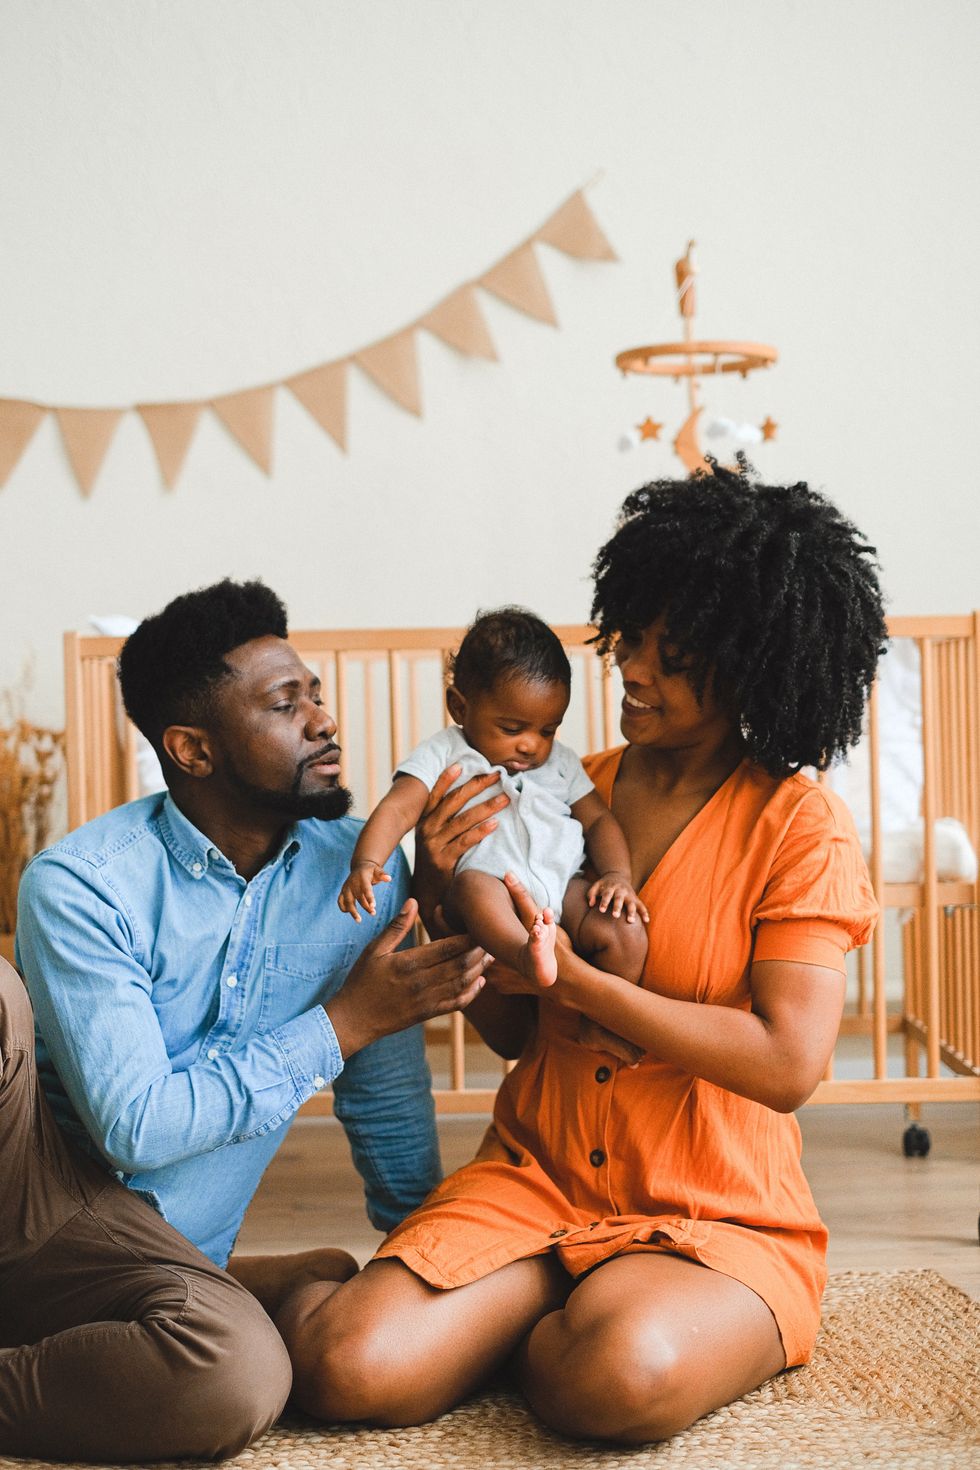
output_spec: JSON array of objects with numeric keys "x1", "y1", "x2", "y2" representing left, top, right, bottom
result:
[
  {"x1": 445, "y1": 686, "x2": 466, "y2": 726},
  {"x1": 161, "y1": 725, "x2": 215, "y2": 779}
]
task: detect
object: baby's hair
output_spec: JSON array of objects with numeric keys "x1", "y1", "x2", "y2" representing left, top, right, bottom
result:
[
  {"x1": 590, "y1": 459, "x2": 887, "y2": 776},
  {"x1": 450, "y1": 607, "x2": 571, "y2": 697}
]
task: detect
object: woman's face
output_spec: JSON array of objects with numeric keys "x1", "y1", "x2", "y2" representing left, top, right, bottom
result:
[{"x1": 613, "y1": 621, "x2": 735, "y2": 753}]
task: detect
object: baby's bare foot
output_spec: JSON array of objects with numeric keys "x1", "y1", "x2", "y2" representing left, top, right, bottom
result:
[
  {"x1": 518, "y1": 908, "x2": 558, "y2": 988},
  {"x1": 227, "y1": 1247, "x2": 358, "y2": 1317}
]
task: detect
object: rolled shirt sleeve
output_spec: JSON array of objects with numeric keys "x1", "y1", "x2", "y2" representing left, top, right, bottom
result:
[{"x1": 17, "y1": 853, "x2": 343, "y2": 1174}]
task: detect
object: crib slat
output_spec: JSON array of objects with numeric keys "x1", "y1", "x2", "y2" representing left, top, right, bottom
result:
[
  {"x1": 868, "y1": 679, "x2": 888, "y2": 1079},
  {"x1": 919, "y1": 639, "x2": 942, "y2": 1077},
  {"x1": 388, "y1": 651, "x2": 403, "y2": 766}
]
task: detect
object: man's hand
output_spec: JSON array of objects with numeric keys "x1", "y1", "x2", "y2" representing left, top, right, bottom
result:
[
  {"x1": 324, "y1": 898, "x2": 489, "y2": 1057},
  {"x1": 412, "y1": 764, "x2": 510, "y2": 927}
]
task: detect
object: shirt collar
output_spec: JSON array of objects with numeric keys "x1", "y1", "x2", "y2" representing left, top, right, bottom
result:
[{"x1": 159, "y1": 792, "x2": 302, "y2": 878}]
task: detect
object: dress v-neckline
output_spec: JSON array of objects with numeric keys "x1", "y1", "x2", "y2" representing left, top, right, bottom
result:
[{"x1": 605, "y1": 748, "x2": 745, "y2": 896}]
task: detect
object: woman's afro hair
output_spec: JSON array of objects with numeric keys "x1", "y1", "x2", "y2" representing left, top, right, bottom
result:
[
  {"x1": 590, "y1": 460, "x2": 887, "y2": 775},
  {"x1": 118, "y1": 578, "x2": 288, "y2": 753}
]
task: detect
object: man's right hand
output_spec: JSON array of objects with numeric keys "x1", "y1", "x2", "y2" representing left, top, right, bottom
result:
[
  {"x1": 412, "y1": 765, "x2": 510, "y2": 928},
  {"x1": 324, "y1": 897, "x2": 489, "y2": 1057}
]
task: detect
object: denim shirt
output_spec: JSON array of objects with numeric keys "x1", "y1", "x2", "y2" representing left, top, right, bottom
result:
[{"x1": 16, "y1": 792, "x2": 440, "y2": 1266}]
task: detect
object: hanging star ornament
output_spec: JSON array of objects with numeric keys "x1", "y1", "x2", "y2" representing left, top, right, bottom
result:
[{"x1": 615, "y1": 242, "x2": 780, "y2": 475}]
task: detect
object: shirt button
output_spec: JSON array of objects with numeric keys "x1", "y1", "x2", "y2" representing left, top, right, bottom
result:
[
  {"x1": 313, "y1": 1075, "x2": 326, "y2": 1089},
  {"x1": 244, "y1": 894, "x2": 253, "y2": 908},
  {"x1": 191, "y1": 862, "x2": 203, "y2": 877},
  {"x1": 549, "y1": 1228, "x2": 568, "y2": 1238},
  {"x1": 206, "y1": 1047, "x2": 219, "y2": 1060},
  {"x1": 226, "y1": 974, "x2": 238, "y2": 988},
  {"x1": 589, "y1": 1148, "x2": 606, "y2": 1167},
  {"x1": 595, "y1": 1066, "x2": 611, "y2": 1083}
]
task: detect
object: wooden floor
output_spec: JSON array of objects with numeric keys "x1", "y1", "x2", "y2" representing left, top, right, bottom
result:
[{"x1": 237, "y1": 1100, "x2": 980, "y2": 1301}]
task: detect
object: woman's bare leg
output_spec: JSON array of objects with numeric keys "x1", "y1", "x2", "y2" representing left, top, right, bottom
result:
[
  {"x1": 277, "y1": 1254, "x2": 571, "y2": 1426},
  {"x1": 517, "y1": 1253, "x2": 786, "y2": 1443}
]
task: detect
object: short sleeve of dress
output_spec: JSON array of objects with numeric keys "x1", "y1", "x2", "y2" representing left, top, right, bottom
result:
[{"x1": 752, "y1": 784, "x2": 878, "y2": 975}]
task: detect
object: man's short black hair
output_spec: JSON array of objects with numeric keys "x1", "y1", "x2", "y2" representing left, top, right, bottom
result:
[
  {"x1": 590, "y1": 461, "x2": 887, "y2": 775},
  {"x1": 118, "y1": 578, "x2": 288, "y2": 756},
  {"x1": 450, "y1": 607, "x2": 571, "y2": 697}
]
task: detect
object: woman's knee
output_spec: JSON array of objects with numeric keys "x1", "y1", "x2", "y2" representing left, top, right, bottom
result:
[
  {"x1": 292, "y1": 1310, "x2": 444, "y2": 1427},
  {"x1": 523, "y1": 1306, "x2": 691, "y2": 1443}
]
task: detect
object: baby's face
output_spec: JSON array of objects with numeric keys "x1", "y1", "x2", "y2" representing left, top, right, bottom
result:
[{"x1": 454, "y1": 676, "x2": 569, "y2": 775}]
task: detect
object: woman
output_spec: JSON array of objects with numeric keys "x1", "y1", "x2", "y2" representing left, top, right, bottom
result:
[{"x1": 277, "y1": 464, "x2": 884, "y2": 1444}]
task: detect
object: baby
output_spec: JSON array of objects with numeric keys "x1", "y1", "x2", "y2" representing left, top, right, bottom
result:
[{"x1": 339, "y1": 607, "x2": 648, "y2": 988}]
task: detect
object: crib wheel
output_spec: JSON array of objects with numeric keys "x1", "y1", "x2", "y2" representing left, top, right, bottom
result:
[{"x1": 902, "y1": 1123, "x2": 931, "y2": 1157}]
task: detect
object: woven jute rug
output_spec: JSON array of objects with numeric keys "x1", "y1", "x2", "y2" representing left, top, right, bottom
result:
[{"x1": 2, "y1": 1269, "x2": 977, "y2": 1470}]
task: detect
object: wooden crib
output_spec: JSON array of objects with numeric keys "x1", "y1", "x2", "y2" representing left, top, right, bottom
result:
[{"x1": 61, "y1": 617, "x2": 980, "y2": 1128}]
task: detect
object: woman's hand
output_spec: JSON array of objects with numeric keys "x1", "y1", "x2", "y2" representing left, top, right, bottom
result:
[
  {"x1": 490, "y1": 873, "x2": 646, "y2": 1067},
  {"x1": 411, "y1": 765, "x2": 510, "y2": 929}
]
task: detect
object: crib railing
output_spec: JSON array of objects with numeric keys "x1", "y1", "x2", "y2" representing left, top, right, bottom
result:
[{"x1": 61, "y1": 617, "x2": 980, "y2": 1113}]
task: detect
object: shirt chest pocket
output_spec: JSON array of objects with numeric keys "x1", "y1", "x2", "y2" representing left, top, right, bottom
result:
[{"x1": 259, "y1": 941, "x2": 356, "y2": 1030}]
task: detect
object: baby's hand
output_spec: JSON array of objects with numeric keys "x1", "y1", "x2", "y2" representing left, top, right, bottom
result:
[
  {"x1": 338, "y1": 861, "x2": 391, "y2": 922},
  {"x1": 587, "y1": 871, "x2": 650, "y2": 924}
]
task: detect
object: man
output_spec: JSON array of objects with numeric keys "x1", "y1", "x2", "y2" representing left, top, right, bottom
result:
[{"x1": 2, "y1": 578, "x2": 503, "y2": 1461}]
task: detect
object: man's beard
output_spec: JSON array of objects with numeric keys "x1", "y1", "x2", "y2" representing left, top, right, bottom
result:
[{"x1": 225, "y1": 760, "x2": 354, "y2": 822}]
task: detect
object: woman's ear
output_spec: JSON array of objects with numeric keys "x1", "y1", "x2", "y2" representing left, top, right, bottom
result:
[
  {"x1": 161, "y1": 725, "x2": 215, "y2": 779},
  {"x1": 445, "y1": 686, "x2": 466, "y2": 726}
]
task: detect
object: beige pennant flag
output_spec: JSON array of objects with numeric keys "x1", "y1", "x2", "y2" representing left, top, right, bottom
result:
[
  {"x1": 285, "y1": 361, "x2": 348, "y2": 451},
  {"x1": 136, "y1": 402, "x2": 203, "y2": 488},
  {"x1": 535, "y1": 190, "x2": 618, "y2": 261},
  {"x1": 55, "y1": 407, "x2": 125, "y2": 495},
  {"x1": 354, "y1": 330, "x2": 422, "y2": 416},
  {"x1": 420, "y1": 286, "x2": 498, "y2": 360},
  {"x1": 479, "y1": 243, "x2": 558, "y2": 326},
  {"x1": 0, "y1": 399, "x2": 46, "y2": 487},
  {"x1": 210, "y1": 386, "x2": 276, "y2": 474}
]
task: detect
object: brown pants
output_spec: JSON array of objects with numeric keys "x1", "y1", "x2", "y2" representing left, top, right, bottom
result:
[{"x1": 0, "y1": 958, "x2": 292, "y2": 1462}]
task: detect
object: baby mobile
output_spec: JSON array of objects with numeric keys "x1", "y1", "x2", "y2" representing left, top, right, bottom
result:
[{"x1": 615, "y1": 241, "x2": 778, "y2": 473}]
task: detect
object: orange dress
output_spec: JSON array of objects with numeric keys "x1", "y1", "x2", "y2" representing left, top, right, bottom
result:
[{"x1": 376, "y1": 753, "x2": 878, "y2": 1366}]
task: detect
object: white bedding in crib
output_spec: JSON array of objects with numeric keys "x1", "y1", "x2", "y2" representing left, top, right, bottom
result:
[{"x1": 826, "y1": 638, "x2": 979, "y2": 885}]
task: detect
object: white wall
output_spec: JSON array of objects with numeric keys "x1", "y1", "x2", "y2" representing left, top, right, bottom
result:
[{"x1": 2, "y1": 0, "x2": 978, "y2": 727}]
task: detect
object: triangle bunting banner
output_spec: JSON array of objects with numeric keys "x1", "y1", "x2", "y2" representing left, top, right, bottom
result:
[
  {"x1": 478, "y1": 243, "x2": 558, "y2": 326},
  {"x1": 55, "y1": 408, "x2": 124, "y2": 495},
  {"x1": 420, "y1": 286, "x2": 498, "y2": 360},
  {"x1": 137, "y1": 402, "x2": 203, "y2": 488},
  {"x1": 354, "y1": 331, "x2": 422, "y2": 416},
  {"x1": 535, "y1": 190, "x2": 618, "y2": 261},
  {"x1": 210, "y1": 387, "x2": 276, "y2": 474},
  {"x1": 1, "y1": 185, "x2": 614, "y2": 494},
  {"x1": 0, "y1": 399, "x2": 46, "y2": 487},
  {"x1": 285, "y1": 361, "x2": 348, "y2": 451}
]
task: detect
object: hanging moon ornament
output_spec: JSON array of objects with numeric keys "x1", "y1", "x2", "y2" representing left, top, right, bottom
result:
[{"x1": 616, "y1": 242, "x2": 778, "y2": 475}]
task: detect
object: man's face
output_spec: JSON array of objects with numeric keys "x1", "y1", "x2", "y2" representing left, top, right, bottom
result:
[{"x1": 209, "y1": 636, "x2": 352, "y2": 821}]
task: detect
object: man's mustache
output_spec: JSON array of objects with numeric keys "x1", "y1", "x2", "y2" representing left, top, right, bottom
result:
[{"x1": 302, "y1": 744, "x2": 342, "y2": 769}]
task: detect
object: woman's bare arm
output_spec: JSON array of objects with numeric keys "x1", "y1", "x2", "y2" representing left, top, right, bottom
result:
[{"x1": 494, "y1": 874, "x2": 844, "y2": 1112}]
